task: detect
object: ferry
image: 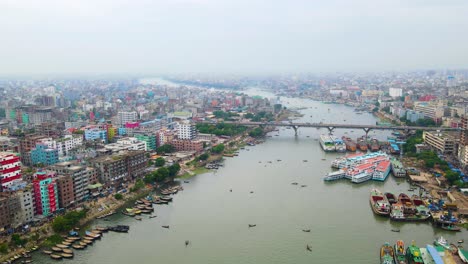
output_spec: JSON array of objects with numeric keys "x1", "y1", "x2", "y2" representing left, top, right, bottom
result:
[
  {"x1": 346, "y1": 163, "x2": 374, "y2": 183},
  {"x1": 406, "y1": 241, "x2": 424, "y2": 264},
  {"x1": 342, "y1": 136, "x2": 357, "y2": 152},
  {"x1": 391, "y1": 158, "x2": 406, "y2": 178},
  {"x1": 370, "y1": 189, "x2": 391, "y2": 216},
  {"x1": 373, "y1": 160, "x2": 391, "y2": 181},
  {"x1": 333, "y1": 137, "x2": 346, "y2": 152},
  {"x1": 394, "y1": 240, "x2": 408, "y2": 264},
  {"x1": 323, "y1": 169, "x2": 346, "y2": 181},
  {"x1": 320, "y1": 135, "x2": 336, "y2": 152},
  {"x1": 411, "y1": 195, "x2": 430, "y2": 220}
]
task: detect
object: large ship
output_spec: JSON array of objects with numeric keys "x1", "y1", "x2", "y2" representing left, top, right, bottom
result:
[
  {"x1": 391, "y1": 158, "x2": 406, "y2": 178},
  {"x1": 394, "y1": 240, "x2": 408, "y2": 264},
  {"x1": 373, "y1": 160, "x2": 391, "y2": 181},
  {"x1": 406, "y1": 241, "x2": 424, "y2": 264},
  {"x1": 397, "y1": 193, "x2": 430, "y2": 222},
  {"x1": 369, "y1": 138, "x2": 380, "y2": 152},
  {"x1": 320, "y1": 135, "x2": 336, "y2": 152},
  {"x1": 357, "y1": 137, "x2": 368, "y2": 152},
  {"x1": 380, "y1": 242, "x2": 395, "y2": 264},
  {"x1": 342, "y1": 136, "x2": 357, "y2": 152},
  {"x1": 333, "y1": 137, "x2": 346, "y2": 152},
  {"x1": 370, "y1": 189, "x2": 391, "y2": 216},
  {"x1": 410, "y1": 195, "x2": 430, "y2": 221}
]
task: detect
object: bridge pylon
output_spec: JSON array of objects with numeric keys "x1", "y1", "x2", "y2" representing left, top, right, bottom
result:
[
  {"x1": 363, "y1": 128, "x2": 372, "y2": 140},
  {"x1": 291, "y1": 125, "x2": 298, "y2": 136},
  {"x1": 327, "y1": 127, "x2": 335, "y2": 135}
]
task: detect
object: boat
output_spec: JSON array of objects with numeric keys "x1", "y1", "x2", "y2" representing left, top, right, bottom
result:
[
  {"x1": 410, "y1": 195, "x2": 430, "y2": 221},
  {"x1": 370, "y1": 189, "x2": 391, "y2": 216},
  {"x1": 50, "y1": 254, "x2": 62, "y2": 260},
  {"x1": 342, "y1": 136, "x2": 357, "y2": 152},
  {"x1": 332, "y1": 137, "x2": 346, "y2": 152},
  {"x1": 391, "y1": 159, "x2": 406, "y2": 178},
  {"x1": 394, "y1": 240, "x2": 408, "y2": 264},
  {"x1": 369, "y1": 138, "x2": 380, "y2": 152},
  {"x1": 43, "y1": 250, "x2": 52, "y2": 255},
  {"x1": 398, "y1": 194, "x2": 418, "y2": 221},
  {"x1": 425, "y1": 245, "x2": 444, "y2": 264},
  {"x1": 390, "y1": 202, "x2": 405, "y2": 221},
  {"x1": 391, "y1": 229, "x2": 400, "y2": 232},
  {"x1": 62, "y1": 249, "x2": 73, "y2": 254},
  {"x1": 149, "y1": 215, "x2": 157, "y2": 218},
  {"x1": 357, "y1": 137, "x2": 368, "y2": 151},
  {"x1": 61, "y1": 253, "x2": 73, "y2": 259},
  {"x1": 373, "y1": 160, "x2": 391, "y2": 181},
  {"x1": 406, "y1": 241, "x2": 424, "y2": 264},
  {"x1": 385, "y1": 192, "x2": 397, "y2": 204},
  {"x1": 248, "y1": 224, "x2": 257, "y2": 228},
  {"x1": 434, "y1": 236, "x2": 452, "y2": 250},
  {"x1": 380, "y1": 242, "x2": 395, "y2": 264},
  {"x1": 458, "y1": 248, "x2": 468, "y2": 263},
  {"x1": 319, "y1": 135, "x2": 336, "y2": 152},
  {"x1": 302, "y1": 229, "x2": 311, "y2": 232},
  {"x1": 162, "y1": 225, "x2": 170, "y2": 229},
  {"x1": 51, "y1": 247, "x2": 62, "y2": 252},
  {"x1": 72, "y1": 244, "x2": 85, "y2": 250},
  {"x1": 135, "y1": 217, "x2": 142, "y2": 221}
]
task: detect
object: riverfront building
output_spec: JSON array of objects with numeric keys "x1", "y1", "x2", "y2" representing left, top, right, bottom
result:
[
  {"x1": 91, "y1": 150, "x2": 147, "y2": 186},
  {"x1": 51, "y1": 162, "x2": 98, "y2": 204},
  {"x1": 177, "y1": 121, "x2": 197, "y2": 140},
  {"x1": 413, "y1": 102, "x2": 444, "y2": 123},
  {"x1": 84, "y1": 128, "x2": 108, "y2": 143},
  {"x1": 32, "y1": 171, "x2": 59, "y2": 217},
  {"x1": 423, "y1": 131, "x2": 456, "y2": 155}
]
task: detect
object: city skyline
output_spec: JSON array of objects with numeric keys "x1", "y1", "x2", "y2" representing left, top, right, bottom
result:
[{"x1": 1, "y1": 0, "x2": 468, "y2": 76}]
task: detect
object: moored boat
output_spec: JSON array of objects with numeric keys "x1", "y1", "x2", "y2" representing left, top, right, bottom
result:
[
  {"x1": 406, "y1": 241, "x2": 424, "y2": 264},
  {"x1": 357, "y1": 137, "x2": 368, "y2": 152},
  {"x1": 390, "y1": 203, "x2": 405, "y2": 221},
  {"x1": 342, "y1": 136, "x2": 357, "y2": 152},
  {"x1": 50, "y1": 254, "x2": 62, "y2": 260},
  {"x1": 380, "y1": 242, "x2": 395, "y2": 264},
  {"x1": 394, "y1": 240, "x2": 407, "y2": 264},
  {"x1": 385, "y1": 192, "x2": 397, "y2": 204},
  {"x1": 320, "y1": 134, "x2": 336, "y2": 152},
  {"x1": 369, "y1": 138, "x2": 380, "y2": 152},
  {"x1": 333, "y1": 137, "x2": 346, "y2": 152},
  {"x1": 370, "y1": 189, "x2": 390, "y2": 216}
]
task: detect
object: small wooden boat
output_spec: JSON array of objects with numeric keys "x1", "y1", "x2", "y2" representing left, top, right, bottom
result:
[
  {"x1": 79, "y1": 241, "x2": 88, "y2": 247},
  {"x1": 43, "y1": 250, "x2": 52, "y2": 255},
  {"x1": 62, "y1": 241, "x2": 72, "y2": 246},
  {"x1": 135, "y1": 217, "x2": 142, "y2": 221},
  {"x1": 72, "y1": 244, "x2": 84, "y2": 250},
  {"x1": 291, "y1": 182, "x2": 298, "y2": 185},
  {"x1": 302, "y1": 229, "x2": 311, "y2": 232},
  {"x1": 458, "y1": 240, "x2": 464, "y2": 244},
  {"x1": 391, "y1": 229, "x2": 400, "y2": 232},
  {"x1": 162, "y1": 225, "x2": 170, "y2": 229},
  {"x1": 303, "y1": 160, "x2": 308, "y2": 162},
  {"x1": 248, "y1": 224, "x2": 256, "y2": 228},
  {"x1": 61, "y1": 253, "x2": 73, "y2": 259},
  {"x1": 51, "y1": 247, "x2": 62, "y2": 252},
  {"x1": 62, "y1": 249, "x2": 73, "y2": 254},
  {"x1": 50, "y1": 254, "x2": 62, "y2": 260},
  {"x1": 306, "y1": 244, "x2": 312, "y2": 252},
  {"x1": 185, "y1": 240, "x2": 190, "y2": 246},
  {"x1": 250, "y1": 191, "x2": 254, "y2": 193},
  {"x1": 184, "y1": 181, "x2": 189, "y2": 183},
  {"x1": 56, "y1": 244, "x2": 69, "y2": 249},
  {"x1": 149, "y1": 215, "x2": 157, "y2": 218},
  {"x1": 301, "y1": 185, "x2": 307, "y2": 187},
  {"x1": 21, "y1": 260, "x2": 33, "y2": 264}
]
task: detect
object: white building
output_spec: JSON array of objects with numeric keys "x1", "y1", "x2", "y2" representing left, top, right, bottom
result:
[
  {"x1": 103, "y1": 137, "x2": 147, "y2": 153},
  {"x1": 389, "y1": 88, "x2": 403, "y2": 97},
  {"x1": 177, "y1": 121, "x2": 197, "y2": 140},
  {"x1": 18, "y1": 188, "x2": 34, "y2": 224},
  {"x1": 118, "y1": 111, "x2": 138, "y2": 126}
]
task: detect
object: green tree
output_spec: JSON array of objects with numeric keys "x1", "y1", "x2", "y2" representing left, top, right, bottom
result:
[
  {"x1": 0, "y1": 243, "x2": 8, "y2": 254},
  {"x1": 52, "y1": 210, "x2": 87, "y2": 233},
  {"x1": 154, "y1": 157, "x2": 166, "y2": 167},
  {"x1": 249, "y1": 127, "x2": 264, "y2": 138},
  {"x1": 156, "y1": 144, "x2": 175, "y2": 154},
  {"x1": 114, "y1": 193, "x2": 123, "y2": 200},
  {"x1": 445, "y1": 170, "x2": 460, "y2": 185},
  {"x1": 168, "y1": 163, "x2": 181, "y2": 177},
  {"x1": 198, "y1": 153, "x2": 209, "y2": 161},
  {"x1": 245, "y1": 113, "x2": 254, "y2": 119},
  {"x1": 11, "y1": 234, "x2": 27, "y2": 247},
  {"x1": 212, "y1": 144, "x2": 225, "y2": 154},
  {"x1": 0, "y1": 108, "x2": 5, "y2": 118}
]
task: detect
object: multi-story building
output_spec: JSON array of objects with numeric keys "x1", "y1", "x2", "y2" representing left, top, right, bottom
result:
[
  {"x1": 0, "y1": 194, "x2": 10, "y2": 229},
  {"x1": 171, "y1": 139, "x2": 204, "y2": 152},
  {"x1": 423, "y1": 131, "x2": 456, "y2": 155},
  {"x1": 17, "y1": 187, "x2": 34, "y2": 224},
  {"x1": 118, "y1": 111, "x2": 138, "y2": 126},
  {"x1": 406, "y1": 110, "x2": 425, "y2": 123},
  {"x1": 30, "y1": 144, "x2": 59, "y2": 166},
  {"x1": 36, "y1": 122, "x2": 63, "y2": 138},
  {"x1": 51, "y1": 162, "x2": 98, "y2": 204},
  {"x1": 56, "y1": 175, "x2": 75, "y2": 209},
  {"x1": 84, "y1": 128, "x2": 107, "y2": 143},
  {"x1": 459, "y1": 116, "x2": 468, "y2": 168},
  {"x1": 413, "y1": 102, "x2": 445, "y2": 123},
  {"x1": 103, "y1": 137, "x2": 147, "y2": 153},
  {"x1": 91, "y1": 150, "x2": 147, "y2": 186},
  {"x1": 32, "y1": 171, "x2": 59, "y2": 217},
  {"x1": 4, "y1": 192, "x2": 21, "y2": 228},
  {"x1": 177, "y1": 121, "x2": 197, "y2": 140},
  {"x1": 19, "y1": 134, "x2": 48, "y2": 165},
  {"x1": 55, "y1": 135, "x2": 83, "y2": 157},
  {"x1": 0, "y1": 152, "x2": 22, "y2": 190},
  {"x1": 134, "y1": 133, "x2": 157, "y2": 151},
  {"x1": 157, "y1": 129, "x2": 175, "y2": 147},
  {"x1": 389, "y1": 87, "x2": 403, "y2": 97}
]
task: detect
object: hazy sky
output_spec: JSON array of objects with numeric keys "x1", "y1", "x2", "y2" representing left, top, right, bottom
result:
[{"x1": 1, "y1": 0, "x2": 468, "y2": 76}]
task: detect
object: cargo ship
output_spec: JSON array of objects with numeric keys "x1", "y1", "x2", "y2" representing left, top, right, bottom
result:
[
  {"x1": 369, "y1": 138, "x2": 380, "y2": 152},
  {"x1": 333, "y1": 137, "x2": 346, "y2": 152},
  {"x1": 391, "y1": 158, "x2": 406, "y2": 178},
  {"x1": 320, "y1": 135, "x2": 336, "y2": 152},
  {"x1": 380, "y1": 242, "x2": 395, "y2": 264},
  {"x1": 357, "y1": 137, "x2": 368, "y2": 152},
  {"x1": 394, "y1": 240, "x2": 408, "y2": 264},
  {"x1": 370, "y1": 189, "x2": 391, "y2": 216},
  {"x1": 406, "y1": 241, "x2": 424, "y2": 264},
  {"x1": 342, "y1": 136, "x2": 357, "y2": 152}
]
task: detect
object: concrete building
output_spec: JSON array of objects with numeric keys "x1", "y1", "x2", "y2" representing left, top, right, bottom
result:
[
  {"x1": 423, "y1": 131, "x2": 456, "y2": 155},
  {"x1": 0, "y1": 194, "x2": 10, "y2": 230},
  {"x1": 0, "y1": 152, "x2": 22, "y2": 190},
  {"x1": 389, "y1": 87, "x2": 403, "y2": 97},
  {"x1": 134, "y1": 133, "x2": 157, "y2": 151},
  {"x1": 157, "y1": 129, "x2": 175, "y2": 147},
  {"x1": 103, "y1": 137, "x2": 147, "y2": 153},
  {"x1": 91, "y1": 150, "x2": 147, "y2": 186},
  {"x1": 406, "y1": 110, "x2": 425, "y2": 123},
  {"x1": 30, "y1": 144, "x2": 59, "y2": 166},
  {"x1": 413, "y1": 102, "x2": 444, "y2": 123},
  {"x1": 55, "y1": 135, "x2": 83, "y2": 157},
  {"x1": 171, "y1": 139, "x2": 204, "y2": 152},
  {"x1": 84, "y1": 128, "x2": 107, "y2": 143},
  {"x1": 177, "y1": 121, "x2": 197, "y2": 140},
  {"x1": 118, "y1": 111, "x2": 138, "y2": 126},
  {"x1": 459, "y1": 116, "x2": 468, "y2": 168},
  {"x1": 19, "y1": 134, "x2": 48, "y2": 165},
  {"x1": 32, "y1": 171, "x2": 59, "y2": 217},
  {"x1": 52, "y1": 162, "x2": 98, "y2": 204},
  {"x1": 56, "y1": 175, "x2": 75, "y2": 209},
  {"x1": 17, "y1": 187, "x2": 34, "y2": 224}
]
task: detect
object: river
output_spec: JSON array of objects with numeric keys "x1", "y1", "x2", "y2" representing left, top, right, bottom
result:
[{"x1": 33, "y1": 87, "x2": 466, "y2": 264}]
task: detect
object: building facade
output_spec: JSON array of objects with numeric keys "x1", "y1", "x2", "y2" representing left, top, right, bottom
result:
[
  {"x1": 177, "y1": 121, "x2": 197, "y2": 140},
  {"x1": 0, "y1": 152, "x2": 22, "y2": 190},
  {"x1": 91, "y1": 150, "x2": 147, "y2": 185},
  {"x1": 423, "y1": 131, "x2": 456, "y2": 155},
  {"x1": 30, "y1": 144, "x2": 59, "y2": 166},
  {"x1": 171, "y1": 139, "x2": 204, "y2": 152},
  {"x1": 52, "y1": 162, "x2": 98, "y2": 204},
  {"x1": 56, "y1": 175, "x2": 75, "y2": 209},
  {"x1": 118, "y1": 111, "x2": 138, "y2": 126},
  {"x1": 84, "y1": 128, "x2": 108, "y2": 143},
  {"x1": 32, "y1": 171, "x2": 59, "y2": 217}
]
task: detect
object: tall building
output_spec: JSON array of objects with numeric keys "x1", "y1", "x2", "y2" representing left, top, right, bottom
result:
[
  {"x1": 134, "y1": 133, "x2": 157, "y2": 151},
  {"x1": 91, "y1": 150, "x2": 147, "y2": 186},
  {"x1": 118, "y1": 111, "x2": 138, "y2": 126},
  {"x1": 30, "y1": 144, "x2": 59, "y2": 166},
  {"x1": 84, "y1": 128, "x2": 107, "y2": 143},
  {"x1": 19, "y1": 134, "x2": 48, "y2": 165},
  {"x1": 177, "y1": 121, "x2": 197, "y2": 140},
  {"x1": 459, "y1": 116, "x2": 468, "y2": 168},
  {"x1": 32, "y1": 171, "x2": 59, "y2": 217},
  {"x1": 0, "y1": 152, "x2": 22, "y2": 190},
  {"x1": 56, "y1": 175, "x2": 75, "y2": 209},
  {"x1": 52, "y1": 162, "x2": 98, "y2": 204},
  {"x1": 423, "y1": 132, "x2": 455, "y2": 155},
  {"x1": 413, "y1": 102, "x2": 444, "y2": 123},
  {"x1": 389, "y1": 88, "x2": 403, "y2": 97}
]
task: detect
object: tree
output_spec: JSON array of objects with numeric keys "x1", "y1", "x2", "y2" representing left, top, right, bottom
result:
[
  {"x1": 212, "y1": 144, "x2": 225, "y2": 154},
  {"x1": 114, "y1": 193, "x2": 123, "y2": 200},
  {"x1": 11, "y1": 234, "x2": 27, "y2": 247},
  {"x1": 249, "y1": 127, "x2": 264, "y2": 138},
  {"x1": 154, "y1": 167, "x2": 169, "y2": 182},
  {"x1": 445, "y1": 170, "x2": 460, "y2": 185},
  {"x1": 198, "y1": 153, "x2": 209, "y2": 161},
  {"x1": 245, "y1": 113, "x2": 254, "y2": 119},
  {"x1": 154, "y1": 157, "x2": 165, "y2": 167},
  {"x1": 168, "y1": 163, "x2": 181, "y2": 177},
  {"x1": 0, "y1": 243, "x2": 8, "y2": 254},
  {"x1": 156, "y1": 144, "x2": 175, "y2": 154},
  {"x1": 52, "y1": 210, "x2": 87, "y2": 233}
]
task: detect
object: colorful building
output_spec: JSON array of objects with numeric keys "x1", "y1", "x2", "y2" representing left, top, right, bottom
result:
[
  {"x1": 30, "y1": 144, "x2": 59, "y2": 166},
  {"x1": 84, "y1": 128, "x2": 107, "y2": 143},
  {"x1": 0, "y1": 152, "x2": 22, "y2": 190},
  {"x1": 32, "y1": 171, "x2": 59, "y2": 216},
  {"x1": 134, "y1": 133, "x2": 156, "y2": 151}
]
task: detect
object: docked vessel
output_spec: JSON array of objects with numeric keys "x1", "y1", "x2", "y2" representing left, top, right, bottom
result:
[
  {"x1": 390, "y1": 202, "x2": 405, "y2": 221},
  {"x1": 406, "y1": 241, "x2": 424, "y2": 264},
  {"x1": 323, "y1": 169, "x2": 346, "y2": 181},
  {"x1": 357, "y1": 137, "x2": 368, "y2": 152},
  {"x1": 346, "y1": 163, "x2": 374, "y2": 183},
  {"x1": 369, "y1": 138, "x2": 380, "y2": 152},
  {"x1": 333, "y1": 137, "x2": 346, "y2": 152},
  {"x1": 380, "y1": 242, "x2": 395, "y2": 264},
  {"x1": 391, "y1": 158, "x2": 406, "y2": 178},
  {"x1": 410, "y1": 195, "x2": 430, "y2": 221},
  {"x1": 342, "y1": 136, "x2": 357, "y2": 152},
  {"x1": 425, "y1": 245, "x2": 444, "y2": 264},
  {"x1": 384, "y1": 192, "x2": 397, "y2": 204},
  {"x1": 370, "y1": 189, "x2": 391, "y2": 216},
  {"x1": 373, "y1": 160, "x2": 391, "y2": 181},
  {"x1": 394, "y1": 240, "x2": 408, "y2": 264},
  {"x1": 320, "y1": 135, "x2": 336, "y2": 152}
]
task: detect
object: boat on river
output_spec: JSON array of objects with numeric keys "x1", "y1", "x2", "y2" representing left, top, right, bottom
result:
[
  {"x1": 369, "y1": 138, "x2": 380, "y2": 152},
  {"x1": 342, "y1": 136, "x2": 357, "y2": 152},
  {"x1": 357, "y1": 137, "x2": 368, "y2": 151},
  {"x1": 391, "y1": 159, "x2": 406, "y2": 178},
  {"x1": 394, "y1": 240, "x2": 408, "y2": 264},
  {"x1": 380, "y1": 242, "x2": 395, "y2": 264},
  {"x1": 333, "y1": 136, "x2": 346, "y2": 152},
  {"x1": 406, "y1": 241, "x2": 424, "y2": 264},
  {"x1": 385, "y1": 192, "x2": 397, "y2": 204},
  {"x1": 370, "y1": 189, "x2": 390, "y2": 216},
  {"x1": 320, "y1": 135, "x2": 336, "y2": 152}
]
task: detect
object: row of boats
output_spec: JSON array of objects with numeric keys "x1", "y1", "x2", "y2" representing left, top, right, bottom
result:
[
  {"x1": 1, "y1": 246, "x2": 38, "y2": 264},
  {"x1": 380, "y1": 238, "x2": 467, "y2": 264},
  {"x1": 320, "y1": 134, "x2": 381, "y2": 153}
]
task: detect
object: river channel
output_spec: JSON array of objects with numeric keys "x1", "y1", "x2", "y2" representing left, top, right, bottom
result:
[{"x1": 33, "y1": 87, "x2": 467, "y2": 264}]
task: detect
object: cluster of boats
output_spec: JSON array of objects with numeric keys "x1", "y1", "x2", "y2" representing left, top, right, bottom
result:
[
  {"x1": 320, "y1": 134, "x2": 383, "y2": 153},
  {"x1": 205, "y1": 162, "x2": 223, "y2": 169},
  {"x1": 370, "y1": 189, "x2": 431, "y2": 222},
  {"x1": 1, "y1": 246, "x2": 38, "y2": 264},
  {"x1": 380, "y1": 237, "x2": 467, "y2": 264}
]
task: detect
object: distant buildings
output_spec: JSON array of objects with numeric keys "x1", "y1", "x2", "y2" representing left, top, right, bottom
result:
[
  {"x1": 171, "y1": 139, "x2": 203, "y2": 152},
  {"x1": 102, "y1": 137, "x2": 147, "y2": 153},
  {"x1": 30, "y1": 144, "x2": 59, "y2": 166},
  {"x1": 118, "y1": 111, "x2": 138, "y2": 126},
  {"x1": 413, "y1": 102, "x2": 444, "y2": 123},
  {"x1": 389, "y1": 88, "x2": 403, "y2": 97}
]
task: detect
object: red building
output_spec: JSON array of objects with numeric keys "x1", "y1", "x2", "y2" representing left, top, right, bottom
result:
[
  {"x1": 0, "y1": 153, "x2": 22, "y2": 190},
  {"x1": 32, "y1": 171, "x2": 59, "y2": 216}
]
